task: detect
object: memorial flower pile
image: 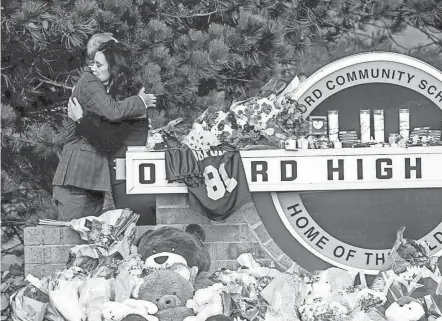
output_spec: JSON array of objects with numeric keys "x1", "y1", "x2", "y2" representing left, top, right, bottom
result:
[
  {"x1": 145, "y1": 76, "x2": 315, "y2": 151},
  {"x1": 8, "y1": 217, "x2": 442, "y2": 321},
  {"x1": 143, "y1": 74, "x2": 442, "y2": 151}
]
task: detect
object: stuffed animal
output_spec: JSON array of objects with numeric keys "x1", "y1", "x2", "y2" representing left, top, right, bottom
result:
[
  {"x1": 385, "y1": 296, "x2": 425, "y2": 321},
  {"x1": 101, "y1": 299, "x2": 158, "y2": 321},
  {"x1": 183, "y1": 283, "x2": 226, "y2": 321},
  {"x1": 138, "y1": 270, "x2": 195, "y2": 321},
  {"x1": 136, "y1": 225, "x2": 211, "y2": 274}
]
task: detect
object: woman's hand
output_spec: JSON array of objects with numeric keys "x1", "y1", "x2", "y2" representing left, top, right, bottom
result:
[
  {"x1": 68, "y1": 97, "x2": 84, "y2": 122},
  {"x1": 138, "y1": 87, "x2": 157, "y2": 108}
]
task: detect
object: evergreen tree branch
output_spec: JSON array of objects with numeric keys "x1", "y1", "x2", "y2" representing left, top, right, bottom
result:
[
  {"x1": 2, "y1": 134, "x2": 35, "y2": 146},
  {"x1": 378, "y1": 19, "x2": 413, "y2": 52},
  {"x1": 37, "y1": 77, "x2": 74, "y2": 90},
  {"x1": 407, "y1": 23, "x2": 442, "y2": 49},
  {"x1": 160, "y1": 9, "x2": 222, "y2": 19}
]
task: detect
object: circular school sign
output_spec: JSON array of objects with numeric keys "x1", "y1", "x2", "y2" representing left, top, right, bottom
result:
[
  {"x1": 125, "y1": 52, "x2": 442, "y2": 276},
  {"x1": 253, "y1": 52, "x2": 442, "y2": 275}
]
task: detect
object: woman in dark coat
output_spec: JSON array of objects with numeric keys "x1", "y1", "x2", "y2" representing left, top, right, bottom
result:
[{"x1": 68, "y1": 40, "x2": 156, "y2": 225}]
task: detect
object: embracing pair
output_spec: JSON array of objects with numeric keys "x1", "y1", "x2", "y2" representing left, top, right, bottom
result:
[{"x1": 53, "y1": 33, "x2": 156, "y2": 225}]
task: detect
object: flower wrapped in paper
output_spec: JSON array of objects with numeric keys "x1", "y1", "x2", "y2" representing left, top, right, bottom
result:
[
  {"x1": 368, "y1": 227, "x2": 442, "y2": 319},
  {"x1": 229, "y1": 295, "x2": 269, "y2": 321},
  {"x1": 298, "y1": 298, "x2": 350, "y2": 321},
  {"x1": 210, "y1": 254, "x2": 283, "y2": 321},
  {"x1": 182, "y1": 128, "x2": 221, "y2": 150},
  {"x1": 192, "y1": 106, "x2": 261, "y2": 147},
  {"x1": 10, "y1": 275, "x2": 50, "y2": 321},
  {"x1": 230, "y1": 97, "x2": 281, "y2": 131},
  {"x1": 146, "y1": 118, "x2": 183, "y2": 151},
  {"x1": 114, "y1": 254, "x2": 146, "y2": 301},
  {"x1": 274, "y1": 91, "x2": 308, "y2": 135},
  {"x1": 378, "y1": 227, "x2": 436, "y2": 275},
  {"x1": 48, "y1": 267, "x2": 86, "y2": 321},
  {"x1": 260, "y1": 272, "x2": 310, "y2": 321},
  {"x1": 39, "y1": 209, "x2": 140, "y2": 252},
  {"x1": 354, "y1": 288, "x2": 387, "y2": 313},
  {"x1": 79, "y1": 277, "x2": 112, "y2": 321}
]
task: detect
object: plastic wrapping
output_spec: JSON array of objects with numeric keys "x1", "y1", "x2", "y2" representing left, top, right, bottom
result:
[
  {"x1": 114, "y1": 255, "x2": 145, "y2": 301},
  {"x1": 79, "y1": 277, "x2": 112, "y2": 321},
  {"x1": 145, "y1": 118, "x2": 183, "y2": 151},
  {"x1": 48, "y1": 276, "x2": 83, "y2": 321},
  {"x1": 10, "y1": 275, "x2": 50, "y2": 321}
]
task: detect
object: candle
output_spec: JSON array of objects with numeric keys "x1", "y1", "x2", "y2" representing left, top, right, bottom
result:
[
  {"x1": 328, "y1": 110, "x2": 339, "y2": 142},
  {"x1": 399, "y1": 109, "x2": 410, "y2": 140},
  {"x1": 374, "y1": 109, "x2": 385, "y2": 142},
  {"x1": 360, "y1": 110, "x2": 371, "y2": 143}
]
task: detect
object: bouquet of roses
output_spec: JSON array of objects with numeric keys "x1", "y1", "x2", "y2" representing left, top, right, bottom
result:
[
  {"x1": 230, "y1": 97, "x2": 282, "y2": 131},
  {"x1": 192, "y1": 106, "x2": 261, "y2": 147}
]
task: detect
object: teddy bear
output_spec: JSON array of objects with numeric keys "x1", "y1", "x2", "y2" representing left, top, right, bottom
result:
[
  {"x1": 138, "y1": 270, "x2": 195, "y2": 321},
  {"x1": 101, "y1": 299, "x2": 158, "y2": 321},
  {"x1": 183, "y1": 283, "x2": 226, "y2": 321},
  {"x1": 385, "y1": 296, "x2": 425, "y2": 321},
  {"x1": 136, "y1": 225, "x2": 211, "y2": 274}
]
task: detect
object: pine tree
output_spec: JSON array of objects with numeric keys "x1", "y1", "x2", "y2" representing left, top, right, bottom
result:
[{"x1": 1, "y1": 0, "x2": 442, "y2": 244}]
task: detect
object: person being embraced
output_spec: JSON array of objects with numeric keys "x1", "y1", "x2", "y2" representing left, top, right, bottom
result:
[
  {"x1": 53, "y1": 35, "x2": 157, "y2": 221},
  {"x1": 66, "y1": 40, "x2": 157, "y2": 225}
]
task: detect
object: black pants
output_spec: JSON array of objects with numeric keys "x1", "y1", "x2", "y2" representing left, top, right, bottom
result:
[
  {"x1": 110, "y1": 165, "x2": 156, "y2": 225},
  {"x1": 53, "y1": 185, "x2": 104, "y2": 221}
]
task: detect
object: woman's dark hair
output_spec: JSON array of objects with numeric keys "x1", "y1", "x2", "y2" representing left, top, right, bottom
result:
[{"x1": 97, "y1": 40, "x2": 142, "y2": 100}]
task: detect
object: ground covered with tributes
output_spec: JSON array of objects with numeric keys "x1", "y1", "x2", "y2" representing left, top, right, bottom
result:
[{"x1": 2, "y1": 210, "x2": 442, "y2": 321}]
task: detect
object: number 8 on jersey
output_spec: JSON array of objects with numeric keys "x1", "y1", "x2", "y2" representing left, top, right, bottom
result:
[{"x1": 204, "y1": 163, "x2": 238, "y2": 201}]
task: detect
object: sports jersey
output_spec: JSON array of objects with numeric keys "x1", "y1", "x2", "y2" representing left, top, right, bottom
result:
[
  {"x1": 165, "y1": 146, "x2": 204, "y2": 188},
  {"x1": 187, "y1": 149, "x2": 251, "y2": 221}
]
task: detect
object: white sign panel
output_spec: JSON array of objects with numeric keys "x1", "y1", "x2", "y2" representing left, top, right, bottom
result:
[{"x1": 125, "y1": 147, "x2": 442, "y2": 194}]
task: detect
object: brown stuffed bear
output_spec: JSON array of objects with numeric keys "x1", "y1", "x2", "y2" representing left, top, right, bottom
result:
[
  {"x1": 136, "y1": 225, "x2": 211, "y2": 274},
  {"x1": 138, "y1": 270, "x2": 194, "y2": 321}
]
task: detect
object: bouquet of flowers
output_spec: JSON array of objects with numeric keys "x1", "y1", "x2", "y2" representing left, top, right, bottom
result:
[
  {"x1": 192, "y1": 106, "x2": 261, "y2": 147},
  {"x1": 39, "y1": 209, "x2": 139, "y2": 248},
  {"x1": 274, "y1": 92, "x2": 308, "y2": 135},
  {"x1": 298, "y1": 298, "x2": 350, "y2": 321},
  {"x1": 379, "y1": 227, "x2": 435, "y2": 274},
  {"x1": 10, "y1": 275, "x2": 51, "y2": 321},
  {"x1": 182, "y1": 128, "x2": 221, "y2": 150},
  {"x1": 355, "y1": 288, "x2": 387, "y2": 312},
  {"x1": 212, "y1": 266, "x2": 275, "y2": 321},
  {"x1": 230, "y1": 97, "x2": 282, "y2": 131},
  {"x1": 146, "y1": 118, "x2": 183, "y2": 151}
]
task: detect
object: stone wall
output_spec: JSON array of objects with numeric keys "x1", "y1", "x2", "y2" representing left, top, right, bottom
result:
[{"x1": 24, "y1": 195, "x2": 295, "y2": 278}]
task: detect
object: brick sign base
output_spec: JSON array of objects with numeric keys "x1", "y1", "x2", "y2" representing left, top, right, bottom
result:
[{"x1": 24, "y1": 195, "x2": 297, "y2": 278}]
